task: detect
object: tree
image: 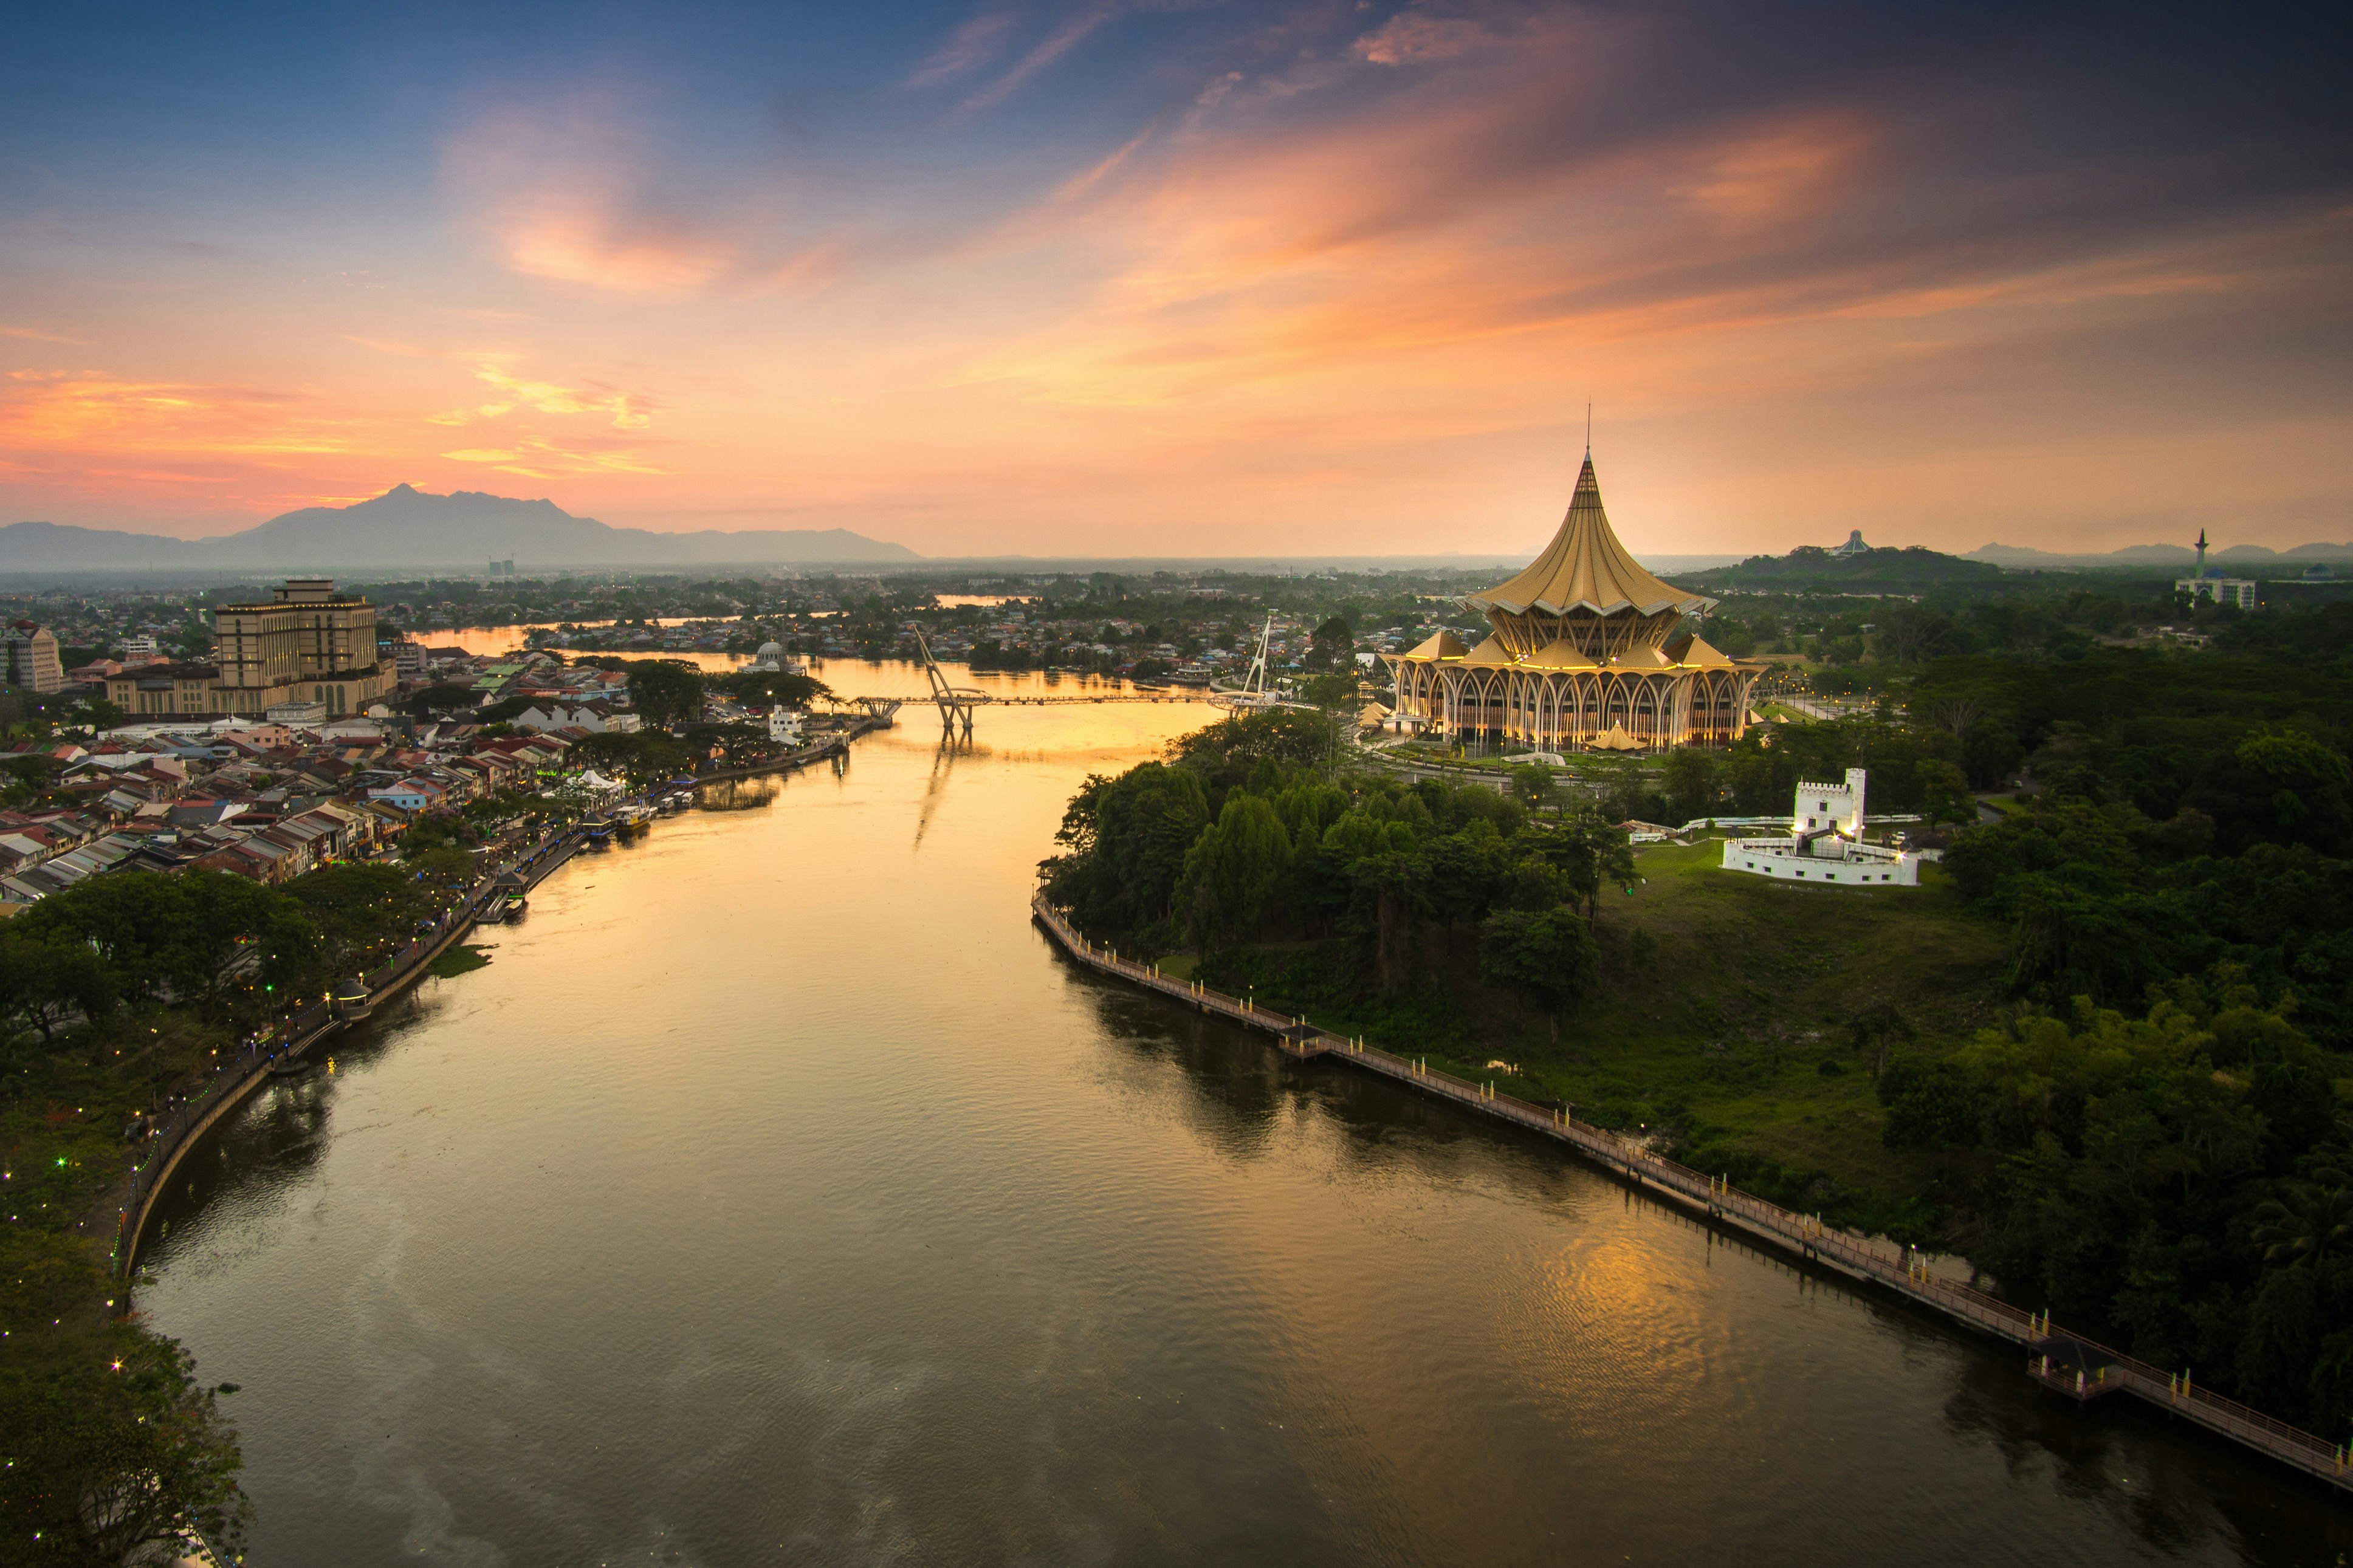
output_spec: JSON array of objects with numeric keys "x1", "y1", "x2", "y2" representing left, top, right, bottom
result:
[
  {"x1": 402, "y1": 682, "x2": 481, "y2": 716},
  {"x1": 1915, "y1": 759, "x2": 1974, "y2": 826},
  {"x1": 1661, "y1": 750, "x2": 1719, "y2": 824},
  {"x1": 1537, "y1": 809, "x2": 1635, "y2": 920},
  {"x1": 1176, "y1": 794, "x2": 1293, "y2": 952},
  {"x1": 1848, "y1": 1001, "x2": 1915, "y2": 1078},
  {"x1": 1509, "y1": 764, "x2": 1554, "y2": 811},
  {"x1": 0, "y1": 926, "x2": 118, "y2": 1042},
  {"x1": 1043, "y1": 763, "x2": 1210, "y2": 939},
  {"x1": 1300, "y1": 672, "x2": 1358, "y2": 711},
  {"x1": 1479, "y1": 905, "x2": 1600, "y2": 1039},
  {"x1": 2252, "y1": 1173, "x2": 2353, "y2": 1267},
  {"x1": 577, "y1": 730, "x2": 693, "y2": 786},
  {"x1": 625, "y1": 660, "x2": 705, "y2": 728},
  {"x1": 713, "y1": 668, "x2": 830, "y2": 708},
  {"x1": 1305, "y1": 616, "x2": 1354, "y2": 673},
  {"x1": 1, "y1": 1326, "x2": 250, "y2": 1564},
  {"x1": 16, "y1": 871, "x2": 314, "y2": 1012},
  {"x1": 1349, "y1": 848, "x2": 1431, "y2": 991}
]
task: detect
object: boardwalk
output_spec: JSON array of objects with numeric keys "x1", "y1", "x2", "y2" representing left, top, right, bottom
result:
[
  {"x1": 109, "y1": 716, "x2": 904, "y2": 1280},
  {"x1": 1031, "y1": 891, "x2": 2353, "y2": 1495},
  {"x1": 111, "y1": 829, "x2": 594, "y2": 1278}
]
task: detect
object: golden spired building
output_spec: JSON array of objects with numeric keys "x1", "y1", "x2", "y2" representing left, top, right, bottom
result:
[{"x1": 1387, "y1": 456, "x2": 1762, "y2": 750}]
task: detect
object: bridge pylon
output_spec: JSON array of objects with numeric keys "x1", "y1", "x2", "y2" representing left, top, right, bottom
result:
[{"x1": 915, "y1": 628, "x2": 992, "y2": 736}]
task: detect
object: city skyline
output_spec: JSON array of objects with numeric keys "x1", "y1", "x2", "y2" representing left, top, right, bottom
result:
[{"x1": 3, "y1": 1, "x2": 2348, "y2": 557}]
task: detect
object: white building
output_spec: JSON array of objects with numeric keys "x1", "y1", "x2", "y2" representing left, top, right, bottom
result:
[
  {"x1": 1798, "y1": 768, "x2": 1866, "y2": 835},
  {"x1": 2177, "y1": 573, "x2": 2258, "y2": 609},
  {"x1": 2174, "y1": 528, "x2": 2259, "y2": 609},
  {"x1": 746, "y1": 640, "x2": 804, "y2": 675},
  {"x1": 768, "y1": 707, "x2": 804, "y2": 744},
  {"x1": 1719, "y1": 767, "x2": 1921, "y2": 887},
  {"x1": 510, "y1": 704, "x2": 641, "y2": 735}
]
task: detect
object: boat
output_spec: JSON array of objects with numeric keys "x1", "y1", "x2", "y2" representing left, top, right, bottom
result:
[
  {"x1": 501, "y1": 894, "x2": 527, "y2": 920},
  {"x1": 585, "y1": 817, "x2": 614, "y2": 846}
]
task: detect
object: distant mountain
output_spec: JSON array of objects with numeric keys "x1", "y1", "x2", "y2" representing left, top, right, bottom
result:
[
  {"x1": 1969, "y1": 540, "x2": 2353, "y2": 567},
  {"x1": 1674, "y1": 544, "x2": 2004, "y2": 590},
  {"x1": 0, "y1": 485, "x2": 919, "y2": 572}
]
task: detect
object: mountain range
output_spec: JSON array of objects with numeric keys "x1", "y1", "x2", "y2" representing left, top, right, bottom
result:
[
  {"x1": 1968, "y1": 540, "x2": 2353, "y2": 567},
  {"x1": 0, "y1": 486, "x2": 918, "y2": 571}
]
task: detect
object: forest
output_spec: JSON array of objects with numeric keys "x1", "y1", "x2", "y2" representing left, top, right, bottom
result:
[{"x1": 1042, "y1": 600, "x2": 2353, "y2": 1436}]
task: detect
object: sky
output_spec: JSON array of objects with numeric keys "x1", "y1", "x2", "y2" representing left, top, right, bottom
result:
[{"x1": 1, "y1": 1, "x2": 2348, "y2": 559}]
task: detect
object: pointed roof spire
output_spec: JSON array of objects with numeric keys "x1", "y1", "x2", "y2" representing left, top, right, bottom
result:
[{"x1": 1465, "y1": 456, "x2": 1712, "y2": 620}]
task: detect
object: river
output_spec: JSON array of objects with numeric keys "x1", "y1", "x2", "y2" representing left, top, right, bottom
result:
[{"x1": 137, "y1": 674, "x2": 2348, "y2": 1566}]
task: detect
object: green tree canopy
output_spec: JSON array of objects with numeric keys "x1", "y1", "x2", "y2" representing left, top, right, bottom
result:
[
  {"x1": 626, "y1": 660, "x2": 706, "y2": 728},
  {"x1": 1478, "y1": 905, "x2": 1600, "y2": 1033},
  {"x1": 1177, "y1": 793, "x2": 1294, "y2": 952}
]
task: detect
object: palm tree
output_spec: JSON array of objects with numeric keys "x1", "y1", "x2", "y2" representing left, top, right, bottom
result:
[{"x1": 2252, "y1": 1170, "x2": 2353, "y2": 1266}]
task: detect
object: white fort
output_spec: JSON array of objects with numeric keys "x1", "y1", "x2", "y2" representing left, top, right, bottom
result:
[{"x1": 1719, "y1": 767, "x2": 1921, "y2": 887}]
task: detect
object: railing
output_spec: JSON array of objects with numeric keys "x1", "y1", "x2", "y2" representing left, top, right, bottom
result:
[{"x1": 1030, "y1": 891, "x2": 2353, "y2": 1493}]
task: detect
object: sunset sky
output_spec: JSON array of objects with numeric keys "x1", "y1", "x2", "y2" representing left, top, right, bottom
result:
[{"x1": 2, "y1": 2, "x2": 2346, "y2": 558}]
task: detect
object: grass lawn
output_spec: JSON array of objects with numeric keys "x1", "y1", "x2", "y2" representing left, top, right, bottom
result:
[{"x1": 1209, "y1": 838, "x2": 2011, "y2": 1233}]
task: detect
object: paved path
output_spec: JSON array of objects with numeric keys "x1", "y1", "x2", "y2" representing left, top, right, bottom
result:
[{"x1": 1031, "y1": 892, "x2": 2353, "y2": 1495}]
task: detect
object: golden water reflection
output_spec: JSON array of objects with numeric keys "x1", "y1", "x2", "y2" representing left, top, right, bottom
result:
[{"x1": 131, "y1": 700, "x2": 2348, "y2": 1567}]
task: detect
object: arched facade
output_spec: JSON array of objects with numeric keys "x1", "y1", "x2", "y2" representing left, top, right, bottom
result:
[{"x1": 1385, "y1": 457, "x2": 1762, "y2": 750}]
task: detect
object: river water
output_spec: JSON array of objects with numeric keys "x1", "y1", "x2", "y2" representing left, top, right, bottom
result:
[{"x1": 139, "y1": 669, "x2": 2348, "y2": 1566}]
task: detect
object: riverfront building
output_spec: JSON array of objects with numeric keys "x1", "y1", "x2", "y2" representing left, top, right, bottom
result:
[
  {"x1": 1386, "y1": 456, "x2": 1762, "y2": 750},
  {"x1": 104, "y1": 578, "x2": 389, "y2": 718},
  {"x1": 1719, "y1": 769, "x2": 1921, "y2": 886}
]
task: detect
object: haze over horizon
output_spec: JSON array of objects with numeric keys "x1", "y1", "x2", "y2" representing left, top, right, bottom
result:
[{"x1": 3, "y1": 2, "x2": 2347, "y2": 559}]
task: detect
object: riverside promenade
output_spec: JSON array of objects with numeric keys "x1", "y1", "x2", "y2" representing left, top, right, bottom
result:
[
  {"x1": 111, "y1": 713, "x2": 899, "y2": 1279},
  {"x1": 109, "y1": 826, "x2": 589, "y2": 1279},
  {"x1": 1031, "y1": 891, "x2": 2353, "y2": 1496}
]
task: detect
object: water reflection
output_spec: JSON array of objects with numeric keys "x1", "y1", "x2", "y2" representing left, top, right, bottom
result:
[{"x1": 134, "y1": 699, "x2": 2350, "y2": 1567}]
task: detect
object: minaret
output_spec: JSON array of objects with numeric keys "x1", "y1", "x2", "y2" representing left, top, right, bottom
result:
[{"x1": 2195, "y1": 528, "x2": 2207, "y2": 577}]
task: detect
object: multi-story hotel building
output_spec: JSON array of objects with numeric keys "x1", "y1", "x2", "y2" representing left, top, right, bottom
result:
[
  {"x1": 1, "y1": 622, "x2": 64, "y2": 694},
  {"x1": 105, "y1": 578, "x2": 388, "y2": 718},
  {"x1": 1387, "y1": 456, "x2": 1763, "y2": 751}
]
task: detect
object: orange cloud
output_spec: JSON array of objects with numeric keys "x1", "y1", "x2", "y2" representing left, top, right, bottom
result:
[
  {"x1": 446, "y1": 108, "x2": 739, "y2": 296},
  {"x1": 0, "y1": 323, "x2": 89, "y2": 344},
  {"x1": 0, "y1": 374, "x2": 351, "y2": 456}
]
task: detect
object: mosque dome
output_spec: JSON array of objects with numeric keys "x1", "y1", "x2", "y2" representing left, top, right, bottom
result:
[{"x1": 756, "y1": 641, "x2": 785, "y2": 663}]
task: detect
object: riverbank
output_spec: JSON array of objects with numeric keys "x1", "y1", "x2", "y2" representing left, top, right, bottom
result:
[
  {"x1": 1030, "y1": 889, "x2": 2353, "y2": 1496},
  {"x1": 107, "y1": 711, "x2": 891, "y2": 1280},
  {"x1": 106, "y1": 823, "x2": 590, "y2": 1280}
]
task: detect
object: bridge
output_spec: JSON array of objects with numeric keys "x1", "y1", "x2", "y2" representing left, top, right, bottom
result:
[
  {"x1": 1029, "y1": 890, "x2": 2353, "y2": 1496},
  {"x1": 915, "y1": 628, "x2": 993, "y2": 735}
]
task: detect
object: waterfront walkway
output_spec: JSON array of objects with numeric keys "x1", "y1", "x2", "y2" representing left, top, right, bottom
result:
[
  {"x1": 110, "y1": 719, "x2": 876, "y2": 1281},
  {"x1": 1030, "y1": 891, "x2": 2353, "y2": 1496}
]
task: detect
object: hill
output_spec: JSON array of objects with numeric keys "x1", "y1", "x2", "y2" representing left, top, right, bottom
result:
[
  {"x1": 1674, "y1": 544, "x2": 2005, "y2": 591},
  {"x1": 0, "y1": 485, "x2": 918, "y2": 572}
]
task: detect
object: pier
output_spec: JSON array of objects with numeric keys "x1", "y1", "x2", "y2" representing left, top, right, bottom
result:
[{"x1": 1031, "y1": 891, "x2": 2353, "y2": 1496}]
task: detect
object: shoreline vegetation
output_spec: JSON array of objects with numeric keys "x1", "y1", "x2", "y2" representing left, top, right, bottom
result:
[
  {"x1": 0, "y1": 790, "x2": 580, "y2": 1561},
  {"x1": 1042, "y1": 604, "x2": 2353, "y2": 1459}
]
